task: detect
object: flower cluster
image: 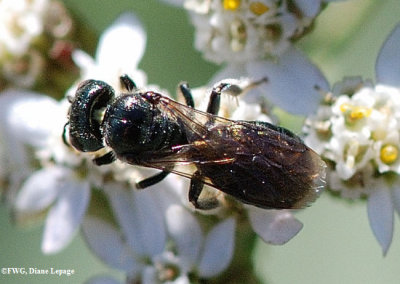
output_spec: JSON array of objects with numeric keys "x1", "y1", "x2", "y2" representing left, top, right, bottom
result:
[
  {"x1": 174, "y1": 0, "x2": 334, "y2": 64},
  {"x1": 304, "y1": 24, "x2": 400, "y2": 255},
  {"x1": 0, "y1": 0, "x2": 74, "y2": 90}
]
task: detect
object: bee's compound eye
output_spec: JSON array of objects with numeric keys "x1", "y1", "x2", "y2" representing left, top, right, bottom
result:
[{"x1": 68, "y1": 80, "x2": 115, "y2": 152}]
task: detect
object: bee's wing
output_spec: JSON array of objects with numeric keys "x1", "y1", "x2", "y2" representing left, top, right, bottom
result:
[
  {"x1": 136, "y1": 96, "x2": 325, "y2": 199},
  {"x1": 134, "y1": 95, "x2": 244, "y2": 183},
  {"x1": 125, "y1": 95, "x2": 326, "y2": 209}
]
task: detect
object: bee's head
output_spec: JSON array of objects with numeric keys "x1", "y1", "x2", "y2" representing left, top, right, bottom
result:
[{"x1": 67, "y1": 79, "x2": 115, "y2": 152}]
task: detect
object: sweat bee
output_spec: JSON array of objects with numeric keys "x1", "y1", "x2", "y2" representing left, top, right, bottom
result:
[{"x1": 65, "y1": 75, "x2": 325, "y2": 209}]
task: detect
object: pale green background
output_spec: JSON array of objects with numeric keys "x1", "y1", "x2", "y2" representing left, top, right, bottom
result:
[{"x1": 1, "y1": 0, "x2": 400, "y2": 283}]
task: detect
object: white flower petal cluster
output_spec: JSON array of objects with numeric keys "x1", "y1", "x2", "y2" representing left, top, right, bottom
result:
[
  {"x1": 306, "y1": 80, "x2": 400, "y2": 197},
  {"x1": 305, "y1": 79, "x2": 400, "y2": 255},
  {"x1": 0, "y1": 0, "x2": 73, "y2": 87},
  {"x1": 304, "y1": 24, "x2": 400, "y2": 255},
  {"x1": 169, "y1": 0, "x2": 335, "y2": 64},
  {"x1": 162, "y1": 0, "x2": 331, "y2": 115},
  {"x1": 0, "y1": 0, "x2": 48, "y2": 56},
  {"x1": 72, "y1": 12, "x2": 147, "y2": 93},
  {"x1": 83, "y1": 187, "x2": 235, "y2": 284},
  {"x1": 0, "y1": 13, "x2": 157, "y2": 255}
]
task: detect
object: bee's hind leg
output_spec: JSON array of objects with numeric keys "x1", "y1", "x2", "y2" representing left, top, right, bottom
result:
[
  {"x1": 136, "y1": 171, "x2": 170, "y2": 189},
  {"x1": 189, "y1": 171, "x2": 219, "y2": 210}
]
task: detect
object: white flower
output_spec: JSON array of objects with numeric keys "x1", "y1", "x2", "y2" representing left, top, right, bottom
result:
[
  {"x1": 71, "y1": 12, "x2": 147, "y2": 94},
  {"x1": 0, "y1": 89, "x2": 90, "y2": 254},
  {"x1": 0, "y1": 12, "x2": 153, "y2": 255},
  {"x1": 303, "y1": 23, "x2": 400, "y2": 255},
  {"x1": 0, "y1": 89, "x2": 65, "y2": 200},
  {"x1": 162, "y1": 1, "x2": 330, "y2": 116},
  {"x1": 0, "y1": 0, "x2": 47, "y2": 56},
  {"x1": 0, "y1": 0, "x2": 73, "y2": 88},
  {"x1": 166, "y1": 0, "x2": 338, "y2": 64},
  {"x1": 82, "y1": 186, "x2": 236, "y2": 283}
]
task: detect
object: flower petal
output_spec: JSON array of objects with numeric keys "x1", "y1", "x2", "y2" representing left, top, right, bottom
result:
[
  {"x1": 0, "y1": 89, "x2": 62, "y2": 147},
  {"x1": 165, "y1": 205, "x2": 203, "y2": 271},
  {"x1": 105, "y1": 184, "x2": 166, "y2": 257},
  {"x1": 246, "y1": 48, "x2": 329, "y2": 115},
  {"x1": 14, "y1": 167, "x2": 65, "y2": 212},
  {"x1": 367, "y1": 187, "x2": 394, "y2": 255},
  {"x1": 170, "y1": 275, "x2": 191, "y2": 284},
  {"x1": 72, "y1": 49, "x2": 96, "y2": 73},
  {"x1": 41, "y1": 177, "x2": 90, "y2": 254},
  {"x1": 197, "y1": 218, "x2": 235, "y2": 278},
  {"x1": 96, "y1": 12, "x2": 146, "y2": 75},
  {"x1": 376, "y1": 24, "x2": 400, "y2": 87},
  {"x1": 248, "y1": 208, "x2": 303, "y2": 245},
  {"x1": 294, "y1": 0, "x2": 321, "y2": 18},
  {"x1": 0, "y1": 90, "x2": 62, "y2": 204},
  {"x1": 209, "y1": 63, "x2": 247, "y2": 84},
  {"x1": 142, "y1": 266, "x2": 158, "y2": 284},
  {"x1": 82, "y1": 216, "x2": 140, "y2": 273}
]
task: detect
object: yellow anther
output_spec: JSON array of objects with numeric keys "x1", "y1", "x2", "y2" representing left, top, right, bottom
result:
[
  {"x1": 340, "y1": 103, "x2": 372, "y2": 122},
  {"x1": 250, "y1": 2, "x2": 270, "y2": 15},
  {"x1": 223, "y1": 0, "x2": 241, "y2": 11},
  {"x1": 349, "y1": 106, "x2": 372, "y2": 120},
  {"x1": 380, "y1": 144, "x2": 398, "y2": 165}
]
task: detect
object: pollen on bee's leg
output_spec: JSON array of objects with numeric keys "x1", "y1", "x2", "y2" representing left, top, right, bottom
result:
[
  {"x1": 192, "y1": 198, "x2": 220, "y2": 210},
  {"x1": 194, "y1": 185, "x2": 221, "y2": 210}
]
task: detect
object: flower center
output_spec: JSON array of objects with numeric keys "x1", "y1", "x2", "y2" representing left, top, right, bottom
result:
[
  {"x1": 250, "y1": 2, "x2": 270, "y2": 15},
  {"x1": 380, "y1": 144, "x2": 398, "y2": 165},
  {"x1": 223, "y1": 0, "x2": 241, "y2": 11},
  {"x1": 340, "y1": 103, "x2": 372, "y2": 122}
]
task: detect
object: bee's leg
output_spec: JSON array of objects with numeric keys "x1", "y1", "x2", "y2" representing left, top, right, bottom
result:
[
  {"x1": 207, "y1": 78, "x2": 268, "y2": 115},
  {"x1": 178, "y1": 82, "x2": 195, "y2": 108},
  {"x1": 120, "y1": 74, "x2": 137, "y2": 92},
  {"x1": 135, "y1": 170, "x2": 170, "y2": 189},
  {"x1": 189, "y1": 171, "x2": 219, "y2": 210},
  {"x1": 93, "y1": 151, "x2": 116, "y2": 165},
  {"x1": 206, "y1": 83, "x2": 230, "y2": 115}
]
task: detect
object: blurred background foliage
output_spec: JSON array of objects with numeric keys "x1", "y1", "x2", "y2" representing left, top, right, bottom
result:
[{"x1": 1, "y1": 0, "x2": 400, "y2": 283}]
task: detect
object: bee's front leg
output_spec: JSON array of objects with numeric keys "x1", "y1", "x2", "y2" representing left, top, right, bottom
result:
[
  {"x1": 119, "y1": 74, "x2": 137, "y2": 92},
  {"x1": 178, "y1": 82, "x2": 195, "y2": 108}
]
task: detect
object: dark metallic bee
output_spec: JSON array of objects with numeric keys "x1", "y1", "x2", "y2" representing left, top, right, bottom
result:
[{"x1": 65, "y1": 75, "x2": 325, "y2": 210}]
